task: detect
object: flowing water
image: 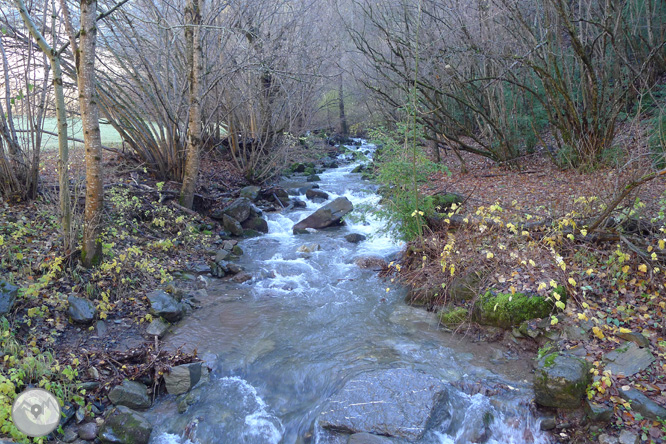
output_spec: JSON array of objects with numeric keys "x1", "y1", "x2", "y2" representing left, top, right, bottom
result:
[{"x1": 145, "y1": 141, "x2": 551, "y2": 444}]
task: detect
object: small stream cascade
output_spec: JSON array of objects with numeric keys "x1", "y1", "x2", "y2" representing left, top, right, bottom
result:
[{"x1": 145, "y1": 140, "x2": 551, "y2": 444}]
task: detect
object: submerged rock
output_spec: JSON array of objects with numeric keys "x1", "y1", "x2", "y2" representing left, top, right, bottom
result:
[
  {"x1": 293, "y1": 197, "x2": 353, "y2": 234},
  {"x1": 318, "y1": 368, "x2": 448, "y2": 441},
  {"x1": 344, "y1": 233, "x2": 366, "y2": 243},
  {"x1": 68, "y1": 295, "x2": 97, "y2": 324},
  {"x1": 533, "y1": 352, "x2": 590, "y2": 409},
  {"x1": 354, "y1": 256, "x2": 387, "y2": 271},
  {"x1": 347, "y1": 433, "x2": 395, "y2": 443},
  {"x1": 306, "y1": 189, "x2": 329, "y2": 202},
  {"x1": 98, "y1": 406, "x2": 152, "y2": 444}
]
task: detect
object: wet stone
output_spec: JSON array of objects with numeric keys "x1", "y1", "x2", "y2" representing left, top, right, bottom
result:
[
  {"x1": 147, "y1": 290, "x2": 184, "y2": 322},
  {"x1": 344, "y1": 233, "x2": 366, "y2": 243},
  {"x1": 619, "y1": 388, "x2": 666, "y2": 420},
  {"x1": 164, "y1": 362, "x2": 202, "y2": 395},
  {"x1": 318, "y1": 368, "x2": 448, "y2": 441},
  {"x1": 145, "y1": 318, "x2": 170, "y2": 338},
  {"x1": 98, "y1": 406, "x2": 152, "y2": 444},
  {"x1": 77, "y1": 422, "x2": 99, "y2": 441},
  {"x1": 347, "y1": 433, "x2": 395, "y2": 443}
]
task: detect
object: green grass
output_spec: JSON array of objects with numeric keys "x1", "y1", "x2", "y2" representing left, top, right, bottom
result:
[{"x1": 12, "y1": 117, "x2": 125, "y2": 151}]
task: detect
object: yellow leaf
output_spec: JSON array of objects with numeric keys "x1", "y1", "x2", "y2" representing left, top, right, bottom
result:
[
  {"x1": 510, "y1": 286, "x2": 516, "y2": 295},
  {"x1": 586, "y1": 268, "x2": 594, "y2": 275},
  {"x1": 622, "y1": 265, "x2": 630, "y2": 273},
  {"x1": 638, "y1": 264, "x2": 647, "y2": 273},
  {"x1": 582, "y1": 302, "x2": 590, "y2": 309},
  {"x1": 568, "y1": 277, "x2": 577, "y2": 287},
  {"x1": 592, "y1": 326, "x2": 605, "y2": 340},
  {"x1": 555, "y1": 300, "x2": 566, "y2": 310},
  {"x1": 529, "y1": 260, "x2": 536, "y2": 267},
  {"x1": 659, "y1": 239, "x2": 665, "y2": 250},
  {"x1": 549, "y1": 280, "x2": 558, "y2": 288},
  {"x1": 580, "y1": 229, "x2": 588, "y2": 236},
  {"x1": 15, "y1": 252, "x2": 23, "y2": 260},
  {"x1": 618, "y1": 327, "x2": 632, "y2": 334},
  {"x1": 577, "y1": 313, "x2": 588, "y2": 321},
  {"x1": 537, "y1": 282, "x2": 547, "y2": 291},
  {"x1": 486, "y1": 252, "x2": 494, "y2": 259},
  {"x1": 550, "y1": 316, "x2": 559, "y2": 325}
]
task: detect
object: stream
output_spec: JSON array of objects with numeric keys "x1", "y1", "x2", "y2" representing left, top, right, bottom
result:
[{"x1": 144, "y1": 141, "x2": 551, "y2": 444}]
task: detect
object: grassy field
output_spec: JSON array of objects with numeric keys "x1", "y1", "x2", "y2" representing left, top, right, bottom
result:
[{"x1": 14, "y1": 117, "x2": 124, "y2": 150}]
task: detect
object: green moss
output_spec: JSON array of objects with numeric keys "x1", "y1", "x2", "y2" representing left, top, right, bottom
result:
[
  {"x1": 438, "y1": 307, "x2": 469, "y2": 327},
  {"x1": 472, "y1": 290, "x2": 556, "y2": 329},
  {"x1": 430, "y1": 193, "x2": 463, "y2": 213},
  {"x1": 544, "y1": 352, "x2": 558, "y2": 368}
]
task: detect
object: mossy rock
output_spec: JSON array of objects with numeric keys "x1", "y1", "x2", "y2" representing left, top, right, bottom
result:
[
  {"x1": 534, "y1": 352, "x2": 591, "y2": 409},
  {"x1": 472, "y1": 289, "x2": 564, "y2": 329},
  {"x1": 438, "y1": 306, "x2": 469, "y2": 328},
  {"x1": 431, "y1": 193, "x2": 464, "y2": 213}
]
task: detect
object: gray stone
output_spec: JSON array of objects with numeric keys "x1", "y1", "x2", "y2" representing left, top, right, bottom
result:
[
  {"x1": 345, "y1": 233, "x2": 367, "y2": 243},
  {"x1": 0, "y1": 281, "x2": 18, "y2": 315},
  {"x1": 354, "y1": 256, "x2": 387, "y2": 271},
  {"x1": 618, "y1": 431, "x2": 639, "y2": 444},
  {"x1": 215, "y1": 249, "x2": 230, "y2": 262},
  {"x1": 239, "y1": 186, "x2": 261, "y2": 201},
  {"x1": 231, "y1": 272, "x2": 252, "y2": 284},
  {"x1": 222, "y1": 197, "x2": 261, "y2": 223},
  {"x1": 618, "y1": 388, "x2": 666, "y2": 420},
  {"x1": 586, "y1": 400, "x2": 614, "y2": 423},
  {"x1": 306, "y1": 189, "x2": 329, "y2": 202},
  {"x1": 145, "y1": 318, "x2": 170, "y2": 338},
  {"x1": 98, "y1": 406, "x2": 152, "y2": 444},
  {"x1": 293, "y1": 197, "x2": 354, "y2": 234},
  {"x1": 147, "y1": 290, "x2": 184, "y2": 322},
  {"x1": 539, "y1": 416, "x2": 556, "y2": 431},
  {"x1": 598, "y1": 434, "x2": 618, "y2": 444},
  {"x1": 241, "y1": 216, "x2": 268, "y2": 233},
  {"x1": 164, "y1": 362, "x2": 202, "y2": 395},
  {"x1": 291, "y1": 198, "x2": 306, "y2": 208},
  {"x1": 222, "y1": 214, "x2": 243, "y2": 237},
  {"x1": 96, "y1": 320, "x2": 108, "y2": 337},
  {"x1": 107, "y1": 380, "x2": 151, "y2": 410},
  {"x1": 603, "y1": 342, "x2": 654, "y2": 377},
  {"x1": 68, "y1": 295, "x2": 97, "y2": 324},
  {"x1": 231, "y1": 245, "x2": 243, "y2": 256},
  {"x1": 616, "y1": 331, "x2": 650, "y2": 348},
  {"x1": 63, "y1": 428, "x2": 78, "y2": 442},
  {"x1": 222, "y1": 239, "x2": 238, "y2": 251},
  {"x1": 318, "y1": 368, "x2": 448, "y2": 441},
  {"x1": 563, "y1": 324, "x2": 589, "y2": 341},
  {"x1": 77, "y1": 422, "x2": 99, "y2": 441},
  {"x1": 347, "y1": 433, "x2": 394, "y2": 444},
  {"x1": 534, "y1": 353, "x2": 590, "y2": 409},
  {"x1": 306, "y1": 174, "x2": 321, "y2": 182}
]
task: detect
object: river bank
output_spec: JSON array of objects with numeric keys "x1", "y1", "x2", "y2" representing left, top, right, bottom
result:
[{"x1": 2, "y1": 136, "x2": 664, "y2": 444}]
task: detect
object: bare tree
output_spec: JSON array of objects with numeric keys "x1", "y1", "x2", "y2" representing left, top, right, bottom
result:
[
  {"x1": 179, "y1": 0, "x2": 202, "y2": 209},
  {"x1": 78, "y1": 0, "x2": 104, "y2": 266}
]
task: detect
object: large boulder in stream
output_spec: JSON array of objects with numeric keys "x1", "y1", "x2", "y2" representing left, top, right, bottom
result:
[
  {"x1": 293, "y1": 197, "x2": 353, "y2": 234},
  {"x1": 318, "y1": 368, "x2": 448, "y2": 441}
]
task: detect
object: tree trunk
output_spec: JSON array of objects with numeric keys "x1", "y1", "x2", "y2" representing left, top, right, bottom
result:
[
  {"x1": 14, "y1": 0, "x2": 71, "y2": 248},
  {"x1": 179, "y1": 0, "x2": 202, "y2": 209},
  {"x1": 79, "y1": 0, "x2": 104, "y2": 267},
  {"x1": 338, "y1": 74, "x2": 348, "y2": 136}
]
